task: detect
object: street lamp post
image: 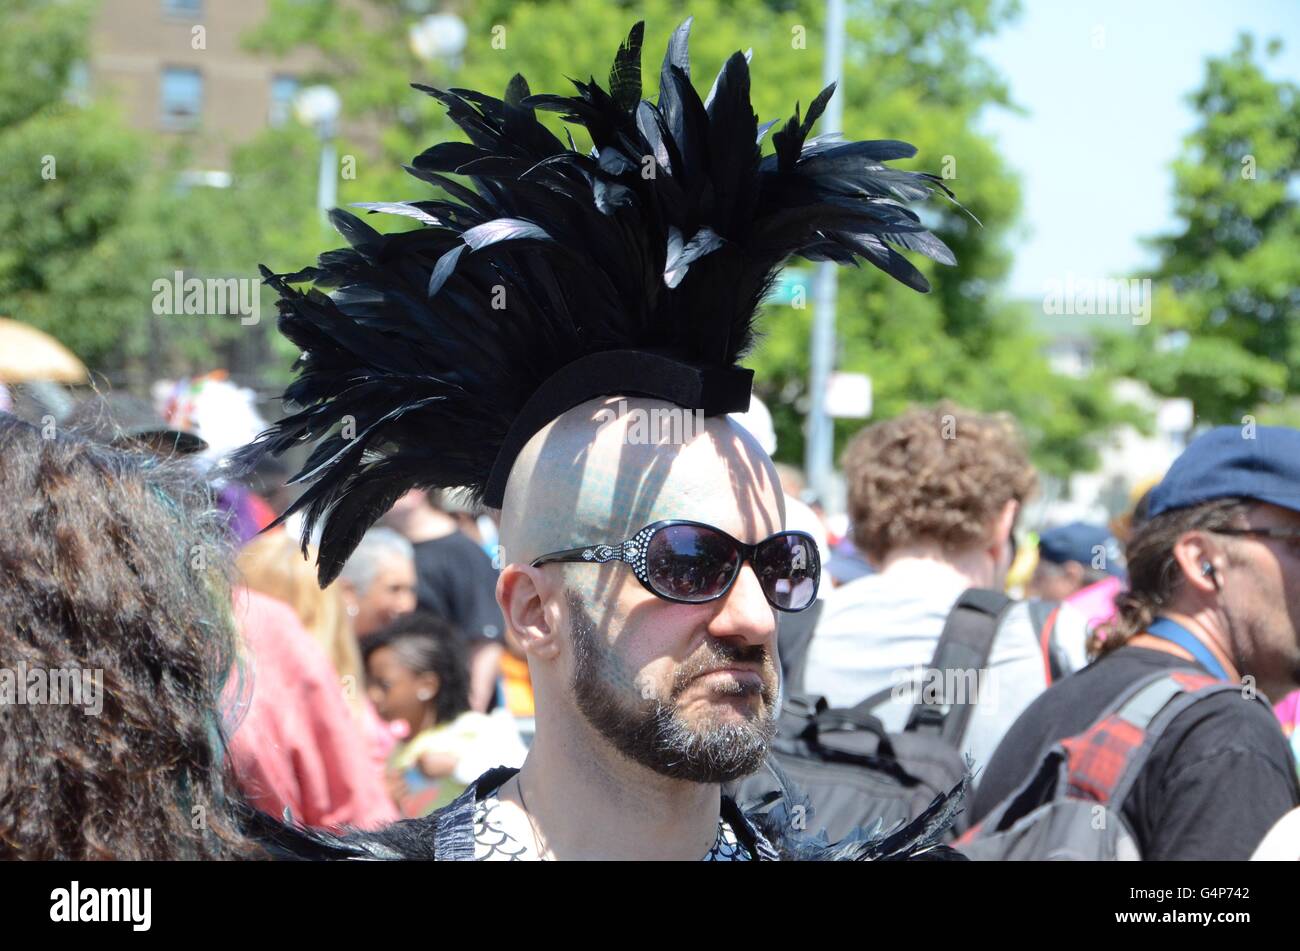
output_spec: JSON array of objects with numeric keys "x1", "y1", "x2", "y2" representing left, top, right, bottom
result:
[
  {"x1": 409, "y1": 13, "x2": 468, "y2": 70},
  {"x1": 805, "y1": 0, "x2": 846, "y2": 505},
  {"x1": 294, "y1": 85, "x2": 343, "y2": 224}
]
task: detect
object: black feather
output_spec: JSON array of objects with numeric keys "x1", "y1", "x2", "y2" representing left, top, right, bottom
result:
[
  {"x1": 748, "y1": 774, "x2": 972, "y2": 861},
  {"x1": 239, "y1": 18, "x2": 963, "y2": 586},
  {"x1": 609, "y1": 20, "x2": 645, "y2": 113}
]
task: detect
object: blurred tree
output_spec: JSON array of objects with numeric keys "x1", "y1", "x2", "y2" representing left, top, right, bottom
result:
[
  {"x1": 1098, "y1": 34, "x2": 1299, "y2": 424},
  {"x1": 248, "y1": 0, "x2": 1142, "y2": 478},
  {"x1": 0, "y1": 0, "x2": 322, "y2": 391},
  {"x1": 0, "y1": 0, "x2": 157, "y2": 371},
  {"x1": 124, "y1": 125, "x2": 322, "y2": 390},
  {"x1": 726, "y1": 0, "x2": 1141, "y2": 477}
]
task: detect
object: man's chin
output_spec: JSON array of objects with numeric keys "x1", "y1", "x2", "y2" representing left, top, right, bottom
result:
[{"x1": 677, "y1": 688, "x2": 768, "y2": 727}]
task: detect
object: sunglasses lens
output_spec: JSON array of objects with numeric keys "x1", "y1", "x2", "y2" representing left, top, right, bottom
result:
[
  {"x1": 755, "y1": 533, "x2": 819, "y2": 610},
  {"x1": 645, "y1": 525, "x2": 740, "y2": 603}
]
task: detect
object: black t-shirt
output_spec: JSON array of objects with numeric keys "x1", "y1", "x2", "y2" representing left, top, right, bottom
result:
[
  {"x1": 969, "y1": 646, "x2": 1300, "y2": 860},
  {"x1": 412, "y1": 532, "x2": 504, "y2": 643}
]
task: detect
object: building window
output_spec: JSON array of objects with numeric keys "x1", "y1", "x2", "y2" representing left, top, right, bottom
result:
[
  {"x1": 162, "y1": 0, "x2": 203, "y2": 18},
  {"x1": 269, "y1": 75, "x2": 299, "y2": 127},
  {"x1": 160, "y1": 67, "x2": 202, "y2": 130}
]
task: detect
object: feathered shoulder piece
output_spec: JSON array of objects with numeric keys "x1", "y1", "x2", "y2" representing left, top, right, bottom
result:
[
  {"x1": 237, "y1": 770, "x2": 970, "y2": 861},
  {"x1": 745, "y1": 778, "x2": 970, "y2": 861},
  {"x1": 241, "y1": 17, "x2": 959, "y2": 585}
]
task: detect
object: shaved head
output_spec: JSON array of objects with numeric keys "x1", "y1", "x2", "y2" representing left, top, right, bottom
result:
[{"x1": 499, "y1": 395, "x2": 785, "y2": 568}]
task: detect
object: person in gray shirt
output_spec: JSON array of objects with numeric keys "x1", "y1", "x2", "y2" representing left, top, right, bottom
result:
[{"x1": 804, "y1": 402, "x2": 1087, "y2": 786}]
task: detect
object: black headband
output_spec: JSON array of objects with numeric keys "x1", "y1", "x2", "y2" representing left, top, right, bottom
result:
[{"x1": 483, "y1": 351, "x2": 754, "y2": 508}]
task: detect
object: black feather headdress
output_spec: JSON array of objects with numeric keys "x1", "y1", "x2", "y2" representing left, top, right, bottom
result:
[{"x1": 242, "y1": 17, "x2": 960, "y2": 586}]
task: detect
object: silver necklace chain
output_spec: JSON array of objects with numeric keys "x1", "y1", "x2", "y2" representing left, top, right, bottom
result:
[{"x1": 513, "y1": 774, "x2": 553, "y2": 861}]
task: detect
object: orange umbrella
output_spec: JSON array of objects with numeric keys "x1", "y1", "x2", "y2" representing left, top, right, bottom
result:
[{"x1": 0, "y1": 318, "x2": 88, "y2": 384}]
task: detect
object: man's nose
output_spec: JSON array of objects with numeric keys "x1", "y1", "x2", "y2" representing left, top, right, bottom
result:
[{"x1": 705, "y1": 562, "x2": 777, "y2": 647}]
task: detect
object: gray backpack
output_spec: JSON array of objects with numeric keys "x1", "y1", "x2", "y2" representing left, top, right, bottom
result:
[
  {"x1": 728, "y1": 589, "x2": 1019, "y2": 843},
  {"x1": 958, "y1": 668, "x2": 1249, "y2": 860}
]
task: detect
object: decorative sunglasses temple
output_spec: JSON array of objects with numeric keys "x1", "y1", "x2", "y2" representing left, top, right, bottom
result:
[{"x1": 532, "y1": 525, "x2": 658, "y2": 570}]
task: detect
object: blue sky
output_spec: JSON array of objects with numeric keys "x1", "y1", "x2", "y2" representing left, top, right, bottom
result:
[{"x1": 976, "y1": 0, "x2": 1300, "y2": 298}]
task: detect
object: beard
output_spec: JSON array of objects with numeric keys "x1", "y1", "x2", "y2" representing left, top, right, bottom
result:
[{"x1": 566, "y1": 591, "x2": 777, "y2": 783}]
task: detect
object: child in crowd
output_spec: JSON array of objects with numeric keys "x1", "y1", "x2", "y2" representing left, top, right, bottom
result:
[{"x1": 364, "y1": 614, "x2": 527, "y2": 816}]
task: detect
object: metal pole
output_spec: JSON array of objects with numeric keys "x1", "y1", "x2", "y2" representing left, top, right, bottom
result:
[
  {"x1": 805, "y1": 0, "x2": 845, "y2": 503},
  {"x1": 317, "y1": 121, "x2": 337, "y2": 224}
]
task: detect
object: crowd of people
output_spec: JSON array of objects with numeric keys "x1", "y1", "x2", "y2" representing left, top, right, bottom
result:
[
  {"x1": 2, "y1": 18, "x2": 1297, "y2": 863},
  {"x1": 3, "y1": 386, "x2": 1300, "y2": 861}
]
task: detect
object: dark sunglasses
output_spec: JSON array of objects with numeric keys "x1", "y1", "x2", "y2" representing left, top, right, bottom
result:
[{"x1": 531, "y1": 519, "x2": 821, "y2": 612}]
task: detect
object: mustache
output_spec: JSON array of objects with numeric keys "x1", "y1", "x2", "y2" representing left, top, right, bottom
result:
[{"x1": 671, "y1": 640, "x2": 775, "y2": 699}]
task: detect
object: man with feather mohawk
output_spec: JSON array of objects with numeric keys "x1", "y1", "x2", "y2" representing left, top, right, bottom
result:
[{"x1": 240, "y1": 18, "x2": 966, "y2": 860}]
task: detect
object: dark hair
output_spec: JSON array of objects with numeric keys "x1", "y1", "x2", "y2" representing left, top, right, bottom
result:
[
  {"x1": 362, "y1": 612, "x2": 471, "y2": 724},
  {"x1": 1094, "y1": 496, "x2": 1252, "y2": 656},
  {"x1": 0, "y1": 414, "x2": 257, "y2": 859},
  {"x1": 1131, "y1": 488, "x2": 1155, "y2": 530}
]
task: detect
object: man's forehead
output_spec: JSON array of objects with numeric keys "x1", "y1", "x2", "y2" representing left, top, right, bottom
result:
[
  {"x1": 521, "y1": 396, "x2": 783, "y2": 544},
  {"x1": 580, "y1": 434, "x2": 779, "y2": 532}
]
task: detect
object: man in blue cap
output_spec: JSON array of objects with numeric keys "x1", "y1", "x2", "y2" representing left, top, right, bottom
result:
[
  {"x1": 1030, "y1": 522, "x2": 1125, "y2": 603},
  {"x1": 968, "y1": 425, "x2": 1300, "y2": 859},
  {"x1": 1028, "y1": 521, "x2": 1127, "y2": 668}
]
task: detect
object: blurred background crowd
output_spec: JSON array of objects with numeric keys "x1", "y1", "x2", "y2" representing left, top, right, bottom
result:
[{"x1": 1, "y1": 0, "x2": 1299, "y2": 856}]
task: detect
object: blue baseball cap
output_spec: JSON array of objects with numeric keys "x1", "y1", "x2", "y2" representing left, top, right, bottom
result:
[
  {"x1": 1038, "y1": 522, "x2": 1124, "y2": 576},
  {"x1": 1146, "y1": 425, "x2": 1300, "y2": 519}
]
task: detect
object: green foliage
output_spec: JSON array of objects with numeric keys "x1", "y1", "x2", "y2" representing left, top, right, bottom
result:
[
  {"x1": 1102, "y1": 33, "x2": 1300, "y2": 423},
  {"x1": 0, "y1": 0, "x2": 322, "y2": 385},
  {"x1": 130, "y1": 126, "x2": 323, "y2": 380},
  {"x1": 0, "y1": 0, "x2": 91, "y2": 128},
  {"x1": 0, "y1": 0, "x2": 156, "y2": 366}
]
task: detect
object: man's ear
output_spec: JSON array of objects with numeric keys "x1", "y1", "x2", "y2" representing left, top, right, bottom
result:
[
  {"x1": 990, "y1": 498, "x2": 1019, "y2": 561},
  {"x1": 497, "y1": 563, "x2": 561, "y2": 661},
  {"x1": 1064, "y1": 561, "x2": 1086, "y2": 586},
  {"x1": 1172, "y1": 530, "x2": 1220, "y2": 595}
]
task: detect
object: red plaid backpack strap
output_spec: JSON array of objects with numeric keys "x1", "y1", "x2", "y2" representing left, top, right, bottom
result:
[{"x1": 1060, "y1": 669, "x2": 1228, "y2": 807}]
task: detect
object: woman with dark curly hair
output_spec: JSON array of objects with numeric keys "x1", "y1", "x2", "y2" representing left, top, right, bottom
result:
[{"x1": 0, "y1": 413, "x2": 258, "y2": 859}]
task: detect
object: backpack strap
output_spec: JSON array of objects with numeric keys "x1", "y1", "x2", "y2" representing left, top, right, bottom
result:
[
  {"x1": 857, "y1": 589, "x2": 1019, "y2": 732},
  {"x1": 906, "y1": 588, "x2": 1014, "y2": 746},
  {"x1": 1026, "y1": 598, "x2": 1063, "y2": 685},
  {"x1": 963, "y1": 668, "x2": 1234, "y2": 843},
  {"x1": 1059, "y1": 669, "x2": 1234, "y2": 808},
  {"x1": 785, "y1": 693, "x2": 900, "y2": 761}
]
